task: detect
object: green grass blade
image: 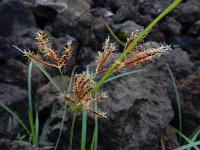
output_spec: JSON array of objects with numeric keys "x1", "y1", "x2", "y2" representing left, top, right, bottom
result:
[
  {"x1": 69, "y1": 66, "x2": 78, "y2": 90},
  {"x1": 174, "y1": 141, "x2": 200, "y2": 150},
  {"x1": 54, "y1": 66, "x2": 77, "y2": 150},
  {"x1": 104, "y1": 69, "x2": 144, "y2": 84},
  {"x1": 58, "y1": 67, "x2": 69, "y2": 93},
  {"x1": 90, "y1": 101, "x2": 98, "y2": 150},
  {"x1": 69, "y1": 111, "x2": 77, "y2": 150},
  {"x1": 169, "y1": 126, "x2": 199, "y2": 150},
  {"x1": 0, "y1": 103, "x2": 30, "y2": 135},
  {"x1": 166, "y1": 64, "x2": 182, "y2": 143},
  {"x1": 28, "y1": 111, "x2": 35, "y2": 145},
  {"x1": 81, "y1": 110, "x2": 87, "y2": 150},
  {"x1": 34, "y1": 100, "x2": 39, "y2": 147},
  {"x1": 106, "y1": 25, "x2": 125, "y2": 46},
  {"x1": 28, "y1": 61, "x2": 36, "y2": 145},
  {"x1": 54, "y1": 105, "x2": 67, "y2": 150},
  {"x1": 90, "y1": 127, "x2": 96, "y2": 150},
  {"x1": 28, "y1": 61, "x2": 33, "y2": 122},
  {"x1": 92, "y1": 0, "x2": 182, "y2": 95},
  {"x1": 191, "y1": 125, "x2": 200, "y2": 142}
]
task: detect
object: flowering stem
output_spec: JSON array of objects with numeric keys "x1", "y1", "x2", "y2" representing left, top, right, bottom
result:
[
  {"x1": 69, "y1": 111, "x2": 77, "y2": 150},
  {"x1": 58, "y1": 67, "x2": 69, "y2": 93}
]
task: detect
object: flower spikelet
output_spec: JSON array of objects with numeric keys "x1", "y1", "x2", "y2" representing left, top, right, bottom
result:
[
  {"x1": 124, "y1": 30, "x2": 146, "y2": 52},
  {"x1": 73, "y1": 71, "x2": 95, "y2": 101},
  {"x1": 24, "y1": 31, "x2": 73, "y2": 69},
  {"x1": 95, "y1": 37, "x2": 116, "y2": 72},
  {"x1": 123, "y1": 45, "x2": 170, "y2": 68},
  {"x1": 57, "y1": 41, "x2": 73, "y2": 67},
  {"x1": 63, "y1": 71, "x2": 107, "y2": 118}
]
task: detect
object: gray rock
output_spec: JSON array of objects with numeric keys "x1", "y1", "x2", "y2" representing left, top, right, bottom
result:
[
  {"x1": 0, "y1": 139, "x2": 35, "y2": 150},
  {"x1": 36, "y1": 75, "x2": 70, "y2": 112},
  {"x1": 113, "y1": 3, "x2": 137, "y2": 23},
  {"x1": 78, "y1": 47, "x2": 97, "y2": 65},
  {"x1": 167, "y1": 35, "x2": 200, "y2": 55},
  {"x1": 96, "y1": 59, "x2": 174, "y2": 149},
  {"x1": 143, "y1": 41, "x2": 194, "y2": 79},
  {"x1": 33, "y1": 0, "x2": 92, "y2": 28},
  {"x1": 160, "y1": 17, "x2": 182, "y2": 35},
  {"x1": 0, "y1": 27, "x2": 40, "y2": 61},
  {"x1": 172, "y1": 0, "x2": 200, "y2": 24},
  {"x1": 0, "y1": 0, "x2": 36, "y2": 37},
  {"x1": 0, "y1": 83, "x2": 28, "y2": 139},
  {"x1": 90, "y1": 7, "x2": 114, "y2": 18},
  {"x1": 179, "y1": 67, "x2": 200, "y2": 136},
  {"x1": 188, "y1": 20, "x2": 200, "y2": 36},
  {"x1": 133, "y1": 0, "x2": 170, "y2": 17},
  {"x1": 53, "y1": 12, "x2": 110, "y2": 50},
  {"x1": 0, "y1": 59, "x2": 45, "y2": 89},
  {"x1": 34, "y1": 0, "x2": 91, "y2": 16}
]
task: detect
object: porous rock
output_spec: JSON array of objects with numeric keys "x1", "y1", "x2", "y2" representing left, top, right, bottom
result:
[
  {"x1": 0, "y1": 0, "x2": 36, "y2": 37},
  {"x1": 37, "y1": 49, "x2": 176, "y2": 149},
  {"x1": 0, "y1": 83, "x2": 28, "y2": 139},
  {"x1": 179, "y1": 67, "x2": 200, "y2": 136}
]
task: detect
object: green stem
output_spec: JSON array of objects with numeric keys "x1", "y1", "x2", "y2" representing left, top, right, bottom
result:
[
  {"x1": 69, "y1": 111, "x2": 77, "y2": 150},
  {"x1": 166, "y1": 64, "x2": 182, "y2": 144},
  {"x1": 28, "y1": 61, "x2": 36, "y2": 145},
  {"x1": 106, "y1": 25, "x2": 125, "y2": 46},
  {"x1": 54, "y1": 105, "x2": 67, "y2": 150},
  {"x1": 90, "y1": 99, "x2": 98, "y2": 150},
  {"x1": 81, "y1": 110, "x2": 87, "y2": 150},
  {"x1": 94, "y1": 102, "x2": 98, "y2": 150},
  {"x1": 58, "y1": 67, "x2": 69, "y2": 93},
  {"x1": 92, "y1": 0, "x2": 182, "y2": 95}
]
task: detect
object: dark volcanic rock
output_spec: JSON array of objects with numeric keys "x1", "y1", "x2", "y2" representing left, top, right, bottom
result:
[
  {"x1": 160, "y1": 17, "x2": 182, "y2": 35},
  {"x1": 33, "y1": 0, "x2": 91, "y2": 29},
  {"x1": 167, "y1": 36, "x2": 200, "y2": 56},
  {"x1": 188, "y1": 20, "x2": 200, "y2": 37},
  {"x1": 142, "y1": 42, "x2": 194, "y2": 79},
  {"x1": 0, "y1": 37, "x2": 22, "y2": 61},
  {"x1": 179, "y1": 68, "x2": 200, "y2": 136},
  {"x1": 96, "y1": 63, "x2": 174, "y2": 150},
  {"x1": 53, "y1": 11, "x2": 109, "y2": 50},
  {"x1": 36, "y1": 76, "x2": 70, "y2": 112},
  {"x1": 0, "y1": 139, "x2": 35, "y2": 150},
  {"x1": 0, "y1": 59, "x2": 45, "y2": 89},
  {"x1": 0, "y1": 27, "x2": 40, "y2": 61},
  {"x1": 172, "y1": 0, "x2": 200, "y2": 25},
  {"x1": 90, "y1": 7, "x2": 114, "y2": 18},
  {"x1": 0, "y1": 0, "x2": 36, "y2": 37},
  {"x1": 36, "y1": 51, "x2": 175, "y2": 149},
  {"x1": 113, "y1": 3, "x2": 137, "y2": 23},
  {"x1": 0, "y1": 83, "x2": 28, "y2": 139}
]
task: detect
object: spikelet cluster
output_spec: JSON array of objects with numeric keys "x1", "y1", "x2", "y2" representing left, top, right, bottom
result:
[
  {"x1": 24, "y1": 31, "x2": 72, "y2": 68},
  {"x1": 95, "y1": 31, "x2": 170, "y2": 74},
  {"x1": 63, "y1": 71, "x2": 107, "y2": 118},
  {"x1": 95, "y1": 37, "x2": 116, "y2": 72}
]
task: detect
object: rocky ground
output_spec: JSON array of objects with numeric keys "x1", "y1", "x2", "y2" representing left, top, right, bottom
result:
[{"x1": 0, "y1": 0, "x2": 199, "y2": 149}]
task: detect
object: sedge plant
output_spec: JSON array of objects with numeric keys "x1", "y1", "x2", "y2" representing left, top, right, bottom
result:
[{"x1": 0, "y1": 0, "x2": 182, "y2": 149}]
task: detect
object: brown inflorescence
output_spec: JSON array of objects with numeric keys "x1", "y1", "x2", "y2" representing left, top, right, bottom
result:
[
  {"x1": 95, "y1": 31, "x2": 170, "y2": 74},
  {"x1": 24, "y1": 31, "x2": 72, "y2": 69},
  {"x1": 62, "y1": 71, "x2": 107, "y2": 118},
  {"x1": 24, "y1": 30, "x2": 170, "y2": 118}
]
